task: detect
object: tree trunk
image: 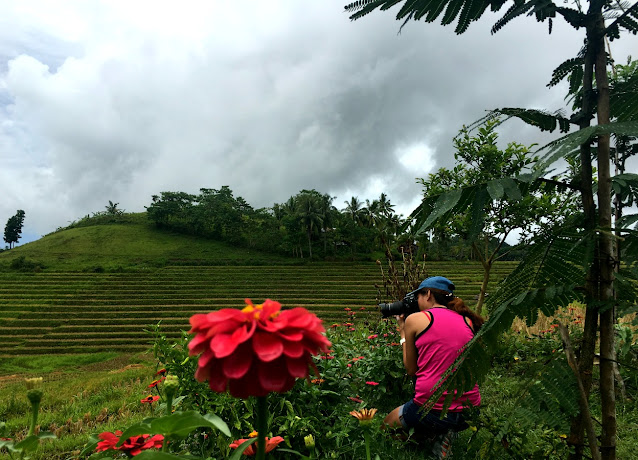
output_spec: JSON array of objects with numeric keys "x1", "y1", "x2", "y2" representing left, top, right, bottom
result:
[
  {"x1": 307, "y1": 228, "x2": 313, "y2": 258},
  {"x1": 568, "y1": 14, "x2": 600, "y2": 459},
  {"x1": 593, "y1": 11, "x2": 616, "y2": 458}
]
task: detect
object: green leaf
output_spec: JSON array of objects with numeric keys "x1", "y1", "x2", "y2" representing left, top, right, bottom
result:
[
  {"x1": 468, "y1": 186, "x2": 488, "y2": 239},
  {"x1": 117, "y1": 411, "x2": 230, "y2": 445},
  {"x1": 486, "y1": 179, "x2": 504, "y2": 200},
  {"x1": 278, "y1": 448, "x2": 311, "y2": 459},
  {"x1": 229, "y1": 437, "x2": 258, "y2": 460},
  {"x1": 501, "y1": 177, "x2": 522, "y2": 201},
  {"x1": 135, "y1": 451, "x2": 200, "y2": 459},
  {"x1": 13, "y1": 432, "x2": 56, "y2": 452},
  {"x1": 420, "y1": 188, "x2": 463, "y2": 231}
]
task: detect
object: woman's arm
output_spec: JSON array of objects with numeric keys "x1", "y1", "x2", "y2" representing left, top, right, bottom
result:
[{"x1": 400, "y1": 313, "x2": 429, "y2": 376}]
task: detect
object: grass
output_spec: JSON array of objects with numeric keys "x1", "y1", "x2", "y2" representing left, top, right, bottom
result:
[
  {"x1": 0, "y1": 353, "x2": 121, "y2": 375},
  {"x1": 0, "y1": 213, "x2": 290, "y2": 271},
  {"x1": 0, "y1": 353, "x2": 157, "y2": 460}
]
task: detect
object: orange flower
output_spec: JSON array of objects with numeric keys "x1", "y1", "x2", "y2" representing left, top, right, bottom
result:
[
  {"x1": 140, "y1": 395, "x2": 160, "y2": 404},
  {"x1": 350, "y1": 408, "x2": 378, "y2": 424},
  {"x1": 229, "y1": 436, "x2": 285, "y2": 456},
  {"x1": 189, "y1": 299, "x2": 331, "y2": 398},
  {"x1": 147, "y1": 377, "x2": 165, "y2": 388}
]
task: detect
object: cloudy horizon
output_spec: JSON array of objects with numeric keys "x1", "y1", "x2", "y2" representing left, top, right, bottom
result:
[{"x1": 1, "y1": 1, "x2": 635, "y2": 245}]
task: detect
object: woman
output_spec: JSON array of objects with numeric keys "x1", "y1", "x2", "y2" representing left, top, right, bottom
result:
[{"x1": 384, "y1": 276, "x2": 484, "y2": 436}]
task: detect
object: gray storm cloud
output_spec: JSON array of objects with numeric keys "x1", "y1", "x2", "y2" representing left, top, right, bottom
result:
[{"x1": 0, "y1": 1, "x2": 635, "y2": 242}]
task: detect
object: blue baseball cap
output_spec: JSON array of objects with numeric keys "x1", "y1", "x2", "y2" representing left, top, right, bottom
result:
[{"x1": 409, "y1": 276, "x2": 455, "y2": 296}]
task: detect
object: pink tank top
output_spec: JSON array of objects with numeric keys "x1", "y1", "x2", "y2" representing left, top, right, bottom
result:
[{"x1": 413, "y1": 307, "x2": 481, "y2": 411}]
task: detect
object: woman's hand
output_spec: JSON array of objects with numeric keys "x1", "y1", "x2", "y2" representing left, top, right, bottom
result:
[{"x1": 396, "y1": 314, "x2": 406, "y2": 336}]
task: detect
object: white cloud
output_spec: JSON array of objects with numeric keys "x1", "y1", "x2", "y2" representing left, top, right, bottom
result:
[{"x1": 0, "y1": 1, "x2": 635, "y2": 245}]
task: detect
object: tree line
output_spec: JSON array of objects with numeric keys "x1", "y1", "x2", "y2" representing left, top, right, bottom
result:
[{"x1": 145, "y1": 186, "x2": 407, "y2": 260}]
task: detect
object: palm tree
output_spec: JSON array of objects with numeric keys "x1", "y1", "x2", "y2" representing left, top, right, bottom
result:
[
  {"x1": 297, "y1": 193, "x2": 323, "y2": 258},
  {"x1": 343, "y1": 197, "x2": 363, "y2": 224},
  {"x1": 377, "y1": 193, "x2": 395, "y2": 217},
  {"x1": 320, "y1": 194, "x2": 338, "y2": 253}
]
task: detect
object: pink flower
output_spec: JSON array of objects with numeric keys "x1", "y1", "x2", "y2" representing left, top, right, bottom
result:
[
  {"x1": 366, "y1": 381, "x2": 379, "y2": 386},
  {"x1": 367, "y1": 334, "x2": 378, "y2": 340},
  {"x1": 349, "y1": 396, "x2": 363, "y2": 403},
  {"x1": 189, "y1": 299, "x2": 331, "y2": 398}
]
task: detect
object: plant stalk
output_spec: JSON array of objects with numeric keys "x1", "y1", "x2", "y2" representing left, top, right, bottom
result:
[{"x1": 256, "y1": 396, "x2": 268, "y2": 460}]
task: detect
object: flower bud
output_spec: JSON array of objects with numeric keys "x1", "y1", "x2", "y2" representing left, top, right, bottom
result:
[
  {"x1": 25, "y1": 378, "x2": 43, "y2": 406},
  {"x1": 163, "y1": 375, "x2": 179, "y2": 398},
  {"x1": 25, "y1": 377, "x2": 43, "y2": 391},
  {"x1": 304, "y1": 434, "x2": 315, "y2": 448}
]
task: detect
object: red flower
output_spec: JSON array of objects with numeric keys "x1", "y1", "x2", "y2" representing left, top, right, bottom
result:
[
  {"x1": 155, "y1": 368, "x2": 167, "y2": 376},
  {"x1": 366, "y1": 381, "x2": 379, "y2": 386},
  {"x1": 189, "y1": 299, "x2": 331, "y2": 399},
  {"x1": 348, "y1": 396, "x2": 363, "y2": 403},
  {"x1": 96, "y1": 430, "x2": 122, "y2": 452},
  {"x1": 119, "y1": 434, "x2": 164, "y2": 456},
  {"x1": 140, "y1": 395, "x2": 160, "y2": 404},
  {"x1": 96, "y1": 431, "x2": 163, "y2": 456},
  {"x1": 367, "y1": 334, "x2": 378, "y2": 340},
  {"x1": 344, "y1": 308, "x2": 352, "y2": 311},
  {"x1": 230, "y1": 436, "x2": 285, "y2": 456}
]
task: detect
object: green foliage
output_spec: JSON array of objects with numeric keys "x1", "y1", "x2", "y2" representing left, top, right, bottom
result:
[{"x1": 8, "y1": 256, "x2": 44, "y2": 272}]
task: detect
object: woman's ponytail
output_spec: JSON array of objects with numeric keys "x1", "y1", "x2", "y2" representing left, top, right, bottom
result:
[{"x1": 430, "y1": 289, "x2": 485, "y2": 331}]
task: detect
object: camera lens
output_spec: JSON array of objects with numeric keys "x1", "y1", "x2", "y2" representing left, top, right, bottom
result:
[{"x1": 378, "y1": 300, "x2": 405, "y2": 318}]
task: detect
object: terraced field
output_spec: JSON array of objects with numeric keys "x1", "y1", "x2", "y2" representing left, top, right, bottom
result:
[{"x1": 0, "y1": 262, "x2": 516, "y2": 356}]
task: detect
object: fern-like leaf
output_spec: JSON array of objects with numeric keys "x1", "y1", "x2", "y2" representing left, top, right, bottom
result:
[
  {"x1": 605, "y1": 1, "x2": 638, "y2": 40},
  {"x1": 492, "y1": 0, "x2": 534, "y2": 33},
  {"x1": 547, "y1": 57, "x2": 584, "y2": 88},
  {"x1": 534, "y1": 120, "x2": 638, "y2": 178},
  {"x1": 489, "y1": 107, "x2": 574, "y2": 133}
]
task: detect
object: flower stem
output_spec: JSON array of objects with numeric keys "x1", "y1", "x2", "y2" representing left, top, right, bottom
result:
[
  {"x1": 256, "y1": 396, "x2": 268, "y2": 460},
  {"x1": 27, "y1": 400, "x2": 40, "y2": 437},
  {"x1": 161, "y1": 393, "x2": 174, "y2": 452},
  {"x1": 363, "y1": 430, "x2": 371, "y2": 460}
]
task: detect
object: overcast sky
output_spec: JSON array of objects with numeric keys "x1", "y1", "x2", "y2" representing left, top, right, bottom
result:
[{"x1": 1, "y1": 1, "x2": 636, "y2": 245}]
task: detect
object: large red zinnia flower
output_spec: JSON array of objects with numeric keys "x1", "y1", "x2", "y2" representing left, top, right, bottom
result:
[
  {"x1": 230, "y1": 436, "x2": 285, "y2": 456},
  {"x1": 189, "y1": 299, "x2": 331, "y2": 398},
  {"x1": 119, "y1": 434, "x2": 164, "y2": 456},
  {"x1": 95, "y1": 431, "x2": 164, "y2": 456}
]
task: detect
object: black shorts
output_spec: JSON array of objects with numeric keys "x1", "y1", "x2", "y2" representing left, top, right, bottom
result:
[{"x1": 398, "y1": 399, "x2": 469, "y2": 434}]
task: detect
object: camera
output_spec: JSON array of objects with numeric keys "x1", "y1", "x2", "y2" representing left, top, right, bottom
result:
[{"x1": 378, "y1": 291, "x2": 419, "y2": 318}]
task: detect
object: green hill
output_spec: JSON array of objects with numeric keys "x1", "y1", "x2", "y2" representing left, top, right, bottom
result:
[
  {"x1": 0, "y1": 213, "x2": 290, "y2": 271},
  {"x1": 0, "y1": 216, "x2": 516, "y2": 357}
]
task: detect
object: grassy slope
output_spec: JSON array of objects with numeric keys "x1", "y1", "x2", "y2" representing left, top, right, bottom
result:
[{"x1": 0, "y1": 213, "x2": 290, "y2": 271}]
